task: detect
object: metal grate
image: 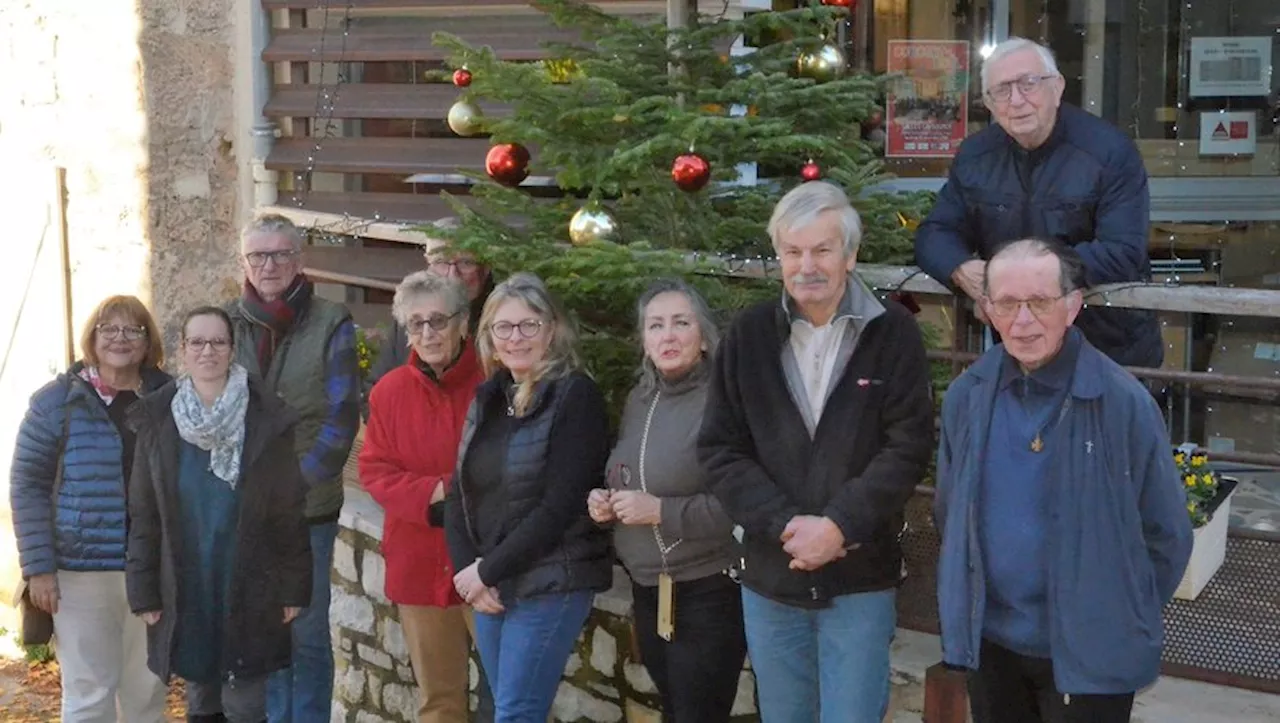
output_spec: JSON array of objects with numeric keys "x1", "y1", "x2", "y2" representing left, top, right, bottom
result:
[
  {"x1": 1161, "y1": 534, "x2": 1280, "y2": 691},
  {"x1": 896, "y1": 494, "x2": 1280, "y2": 694}
]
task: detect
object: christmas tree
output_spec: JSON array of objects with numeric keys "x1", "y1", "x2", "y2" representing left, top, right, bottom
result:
[{"x1": 432, "y1": 0, "x2": 935, "y2": 413}]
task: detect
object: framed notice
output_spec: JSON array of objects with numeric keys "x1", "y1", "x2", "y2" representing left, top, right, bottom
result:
[
  {"x1": 1198, "y1": 111, "x2": 1257, "y2": 156},
  {"x1": 886, "y1": 40, "x2": 970, "y2": 159},
  {"x1": 1189, "y1": 37, "x2": 1272, "y2": 97}
]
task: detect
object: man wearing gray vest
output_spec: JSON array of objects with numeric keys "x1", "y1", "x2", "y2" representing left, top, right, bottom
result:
[{"x1": 228, "y1": 214, "x2": 360, "y2": 722}]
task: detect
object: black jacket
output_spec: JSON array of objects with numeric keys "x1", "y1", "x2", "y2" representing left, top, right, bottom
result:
[
  {"x1": 445, "y1": 370, "x2": 613, "y2": 601},
  {"x1": 914, "y1": 103, "x2": 1162, "y2": 368},
  {"x1": 125, "y1": 377, "x2": 313, "y2": 682},
  {"x1": 697, "y1": 297, "x2": 935, "y2": 607}
]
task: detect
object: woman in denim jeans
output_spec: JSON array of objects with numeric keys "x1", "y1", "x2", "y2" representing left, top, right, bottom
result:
[{"x1": 445, "y1": 273, "x2": 612, "y2": 723}]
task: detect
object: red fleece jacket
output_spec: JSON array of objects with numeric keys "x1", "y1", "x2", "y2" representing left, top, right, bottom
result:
[{"x1": 359, "y1": 343, "x2": 484, "y2": 606}]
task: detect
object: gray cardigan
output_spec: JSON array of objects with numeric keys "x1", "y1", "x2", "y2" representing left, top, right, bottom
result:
[{"x1": 604, "y1": 365, "x2": 737, "y2": 586}]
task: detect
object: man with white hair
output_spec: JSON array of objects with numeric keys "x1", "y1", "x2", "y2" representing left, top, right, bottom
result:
[
  {"x1": 934, "y1": 238, "x2": 1191, "y2": 723},
  {"x1": 915, "y1": 37, "x2": 1163, "y2": 371},
  {"x1": 227, "y1": 213, "x2": 360, "y2": 723},
  {"x1": 698, "y1": 181, "x2": 935, "y2": 722}
]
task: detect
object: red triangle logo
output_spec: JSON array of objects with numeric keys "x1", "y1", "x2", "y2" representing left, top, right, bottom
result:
[{"x1": 1212, "y1": 122, "x2": 1229, "y2": 140}]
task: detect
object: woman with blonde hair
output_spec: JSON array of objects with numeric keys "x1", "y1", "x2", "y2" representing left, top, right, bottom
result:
[
  {"x1": 445, "y1": 272, "x2": 611, "y2": 723},
  {"x1": 10, "y1": 294, "x2": 170, "y2": 721}
]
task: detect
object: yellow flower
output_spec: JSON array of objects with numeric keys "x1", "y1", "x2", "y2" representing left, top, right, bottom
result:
[
  {"x1": 1174, "y1": 452, "x2": 1185, "y2": 466},
  {"x1": 1184, "y1": 474, "x2": 1195, "y2": 487},
  {"x1": 1186, "y1": 502, "x2": 1195, "y2": 512},
  {"x1": 1202, "y1": 473, "x2": 1214, "y2": 485},
  {"x1": 1191, "y1": 454, "x2": 1206, "y2": 467}
]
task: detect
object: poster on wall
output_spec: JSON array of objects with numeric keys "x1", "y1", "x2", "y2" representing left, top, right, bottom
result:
[
  {"x1": 886, "y1": 40, "x2": 970, "y2": 158},
  {"x1": 1189, "y1": 37, "x2": 1272, "y2": 97}
]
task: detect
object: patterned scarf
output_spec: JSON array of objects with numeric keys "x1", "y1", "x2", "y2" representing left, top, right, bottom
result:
[
  {"x1": 171, "y1": 364, "x2": 250, "y2": 488},
  {"x1": 78, "y1": 366, "x2": 140, "y2": 404},
  {"x1": 240, "y1": 275, "x2": 314, "y2": 372}
]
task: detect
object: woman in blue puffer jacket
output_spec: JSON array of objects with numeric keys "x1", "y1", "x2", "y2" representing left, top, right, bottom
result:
[{"x1": 10, "y1": 295, "x2": 172, "y2": 722}]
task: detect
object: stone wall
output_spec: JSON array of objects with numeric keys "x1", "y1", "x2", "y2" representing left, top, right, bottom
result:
[
  {"x1": 0, "y1": 0, "x2": 244, "y2": 640},
  {"x1": 332, "y1": 486, "x2": 930, "y2": 723}
]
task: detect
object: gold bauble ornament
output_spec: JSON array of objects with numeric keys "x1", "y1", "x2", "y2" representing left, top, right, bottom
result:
[
  {"x1": 447, "y1": 99, "x2": 484, "y2": 137},
  {"x1": 797, "y1": 44, "x2": 847, "y2": 83},
  {"x1": 568, "y1": 204, "x2": 618, "y2": 246}
]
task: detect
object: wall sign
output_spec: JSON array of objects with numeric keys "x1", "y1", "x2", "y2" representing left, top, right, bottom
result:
[
  {"x1": 886, "y1": 40, "x2": 970, "y2": 159},
  {"x1": 1189, "y1": 37, "x2": 1273, "y2": 97},
  {"x1": 1198, "y1": 111, "x2": 1257, "y2": 156}
]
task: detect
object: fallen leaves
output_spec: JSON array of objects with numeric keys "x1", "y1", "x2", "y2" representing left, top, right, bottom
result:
[{"x1": 0, "y1": 657, "x2": 187, "y2": 721}]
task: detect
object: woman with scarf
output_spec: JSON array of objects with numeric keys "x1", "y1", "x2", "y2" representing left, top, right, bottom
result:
[
  {"x1": 126, "y1": 306, "x2": 312, "y2": 723},
  {"x1": 10, "y1": 294, "x2": 170, "y2": 721},
  {"x1": 588, "y1": 279, "x2": 746, "y2": 722}
]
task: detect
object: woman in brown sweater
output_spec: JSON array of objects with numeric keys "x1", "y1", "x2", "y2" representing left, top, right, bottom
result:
[{"x1": 589, "y1": 279, "x2": 746, "y2": 722}]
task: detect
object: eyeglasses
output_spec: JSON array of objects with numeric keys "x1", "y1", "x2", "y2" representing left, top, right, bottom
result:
[
  {"x1": 426, "y1": 257, "x2": 479, "y2": 275},
  {"x1": 983, "y1": 295, "x2": 1065, "y2": 319},
  {"x1": 489, "y1": 319, "x2": 544, "y2": 340},
  {"x1": 407, "y1": 312, "x2": 462, "y2": 336},
  {"x1": 97, "y1": 324, "x2": 148, "y2": 342},
  {"x1": 244, "y1": 250, "x2": 300, "y2": 268},
  {"x1": 184, "y1": 337, "x2": 232, "y2": 353},
  {"x1": 985, "y1": 74, "x2": 1058, "y2": 103}
]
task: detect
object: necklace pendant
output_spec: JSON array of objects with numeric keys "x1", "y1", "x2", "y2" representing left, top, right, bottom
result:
[{"x1": 1030, "y1": 434, "x2": 1044, "y2": 453}]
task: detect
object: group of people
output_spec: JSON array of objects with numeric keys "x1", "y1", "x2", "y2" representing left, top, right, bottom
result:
[
  {"x1": 12, "y1": 216, "x2": 359, "y2": 722},
  {"x1": 11, "y1": 35, "x2": 1195, "y2": 723}
]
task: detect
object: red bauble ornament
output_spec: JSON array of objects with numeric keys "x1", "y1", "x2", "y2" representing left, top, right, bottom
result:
[
  {"x1": 671, "y1": 153, "x2": 711, "y2": 192},
  {"x1": 801, "y1": 161, "x2": 821, "y2": 181},
  {"x1": 453, "y1": 68, "x2": 473, "y2": 88},
  {"x1": 821, "y1": 0, "x2": 856, "y2": 7},
  {"x1": 485, "y1": 143, "x2": 530, "y2": 186}
]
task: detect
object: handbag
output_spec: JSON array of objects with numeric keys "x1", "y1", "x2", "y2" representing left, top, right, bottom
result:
[{"x1": 13, "y1": 400, "x2": 71, "y2": 646}]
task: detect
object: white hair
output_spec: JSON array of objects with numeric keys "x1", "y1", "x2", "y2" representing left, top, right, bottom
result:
[
  {"x1": 981, "y1": 37, "x2": 1060, "y2": 92},
  {"x1": 240, "y1": 213, "x2": 305, "y2": 251},
  {"x1": 392, "y1": 270, "x2": 470, "y2": 327},
  {"x1": 768, "y1": 181, "x2": 863, "y2": 256}
]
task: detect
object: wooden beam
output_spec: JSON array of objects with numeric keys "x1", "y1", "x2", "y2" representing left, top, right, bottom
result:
[{"x1": 268, "y1": 205, "x2": 1280, "y2": 319}]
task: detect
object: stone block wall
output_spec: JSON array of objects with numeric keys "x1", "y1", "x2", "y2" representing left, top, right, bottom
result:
[{"x1": 330, "y1": 487, "x2": 762, "y2": 723}]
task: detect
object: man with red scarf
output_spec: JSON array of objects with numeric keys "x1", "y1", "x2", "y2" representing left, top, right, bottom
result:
[{"x1": 226, "y1": 214, "x2": 360, "y2": 723}]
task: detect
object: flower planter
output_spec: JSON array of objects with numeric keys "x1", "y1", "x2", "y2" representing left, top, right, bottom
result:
[{"x1": 1173, "y1": 476, "x2": 1239, "y2": 601}]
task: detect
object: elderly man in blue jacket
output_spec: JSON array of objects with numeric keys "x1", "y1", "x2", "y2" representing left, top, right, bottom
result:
[
  {"x1": 934, "y1": 238, "x2": 1193, "y2": 723},
  {"x1": 915, "y1": 36, "x2": 1163, "y2": 369}
]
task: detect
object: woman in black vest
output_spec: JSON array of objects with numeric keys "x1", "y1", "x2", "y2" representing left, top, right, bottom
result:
[
  {"x1": 445, "y1": 273, "x2": 611, "y2": 723},
  {"x1": 127, "y1": 306, "x2": 312, "y2": 723}
]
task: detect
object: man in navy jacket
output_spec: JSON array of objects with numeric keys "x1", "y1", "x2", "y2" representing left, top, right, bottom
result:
[
  {"x1": 934, "y1": 238, "x2": 1192, "y2": 723},
  {"x1": 915, "y1": 37, "x2": 1163, "y2": 369}
]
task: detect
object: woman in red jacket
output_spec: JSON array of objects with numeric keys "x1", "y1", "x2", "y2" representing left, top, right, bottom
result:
[{"x1": 359, "y1": 271, "x2": 485, "y2": 723}]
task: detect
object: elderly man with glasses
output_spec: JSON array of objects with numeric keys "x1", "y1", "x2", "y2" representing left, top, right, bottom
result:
[
  {"x1": 915, "y1": 37, "x2": 1163, "y2": 371},
  {"x1": 226, "y1": 213, "x2": 361, "y2": 723},
  {"x1": 933, "y1": 238, "x2": 1191, "y2": 723}
]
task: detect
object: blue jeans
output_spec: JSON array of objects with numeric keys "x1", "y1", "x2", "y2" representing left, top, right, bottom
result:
[
  {"x1": 741, "y1": 586, "x2": 897, "y2": 723},
  {"x1": 267, "y1": 521, "x2": 337, "y2": 723},
  {"x1": 472, "y1": 591, "x2": 593, "y2": 723}
]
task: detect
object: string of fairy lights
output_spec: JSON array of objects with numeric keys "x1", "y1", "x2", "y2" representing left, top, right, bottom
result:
[{"x1": 283, "y1": 0, "x2": 354, "y2": 226}]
